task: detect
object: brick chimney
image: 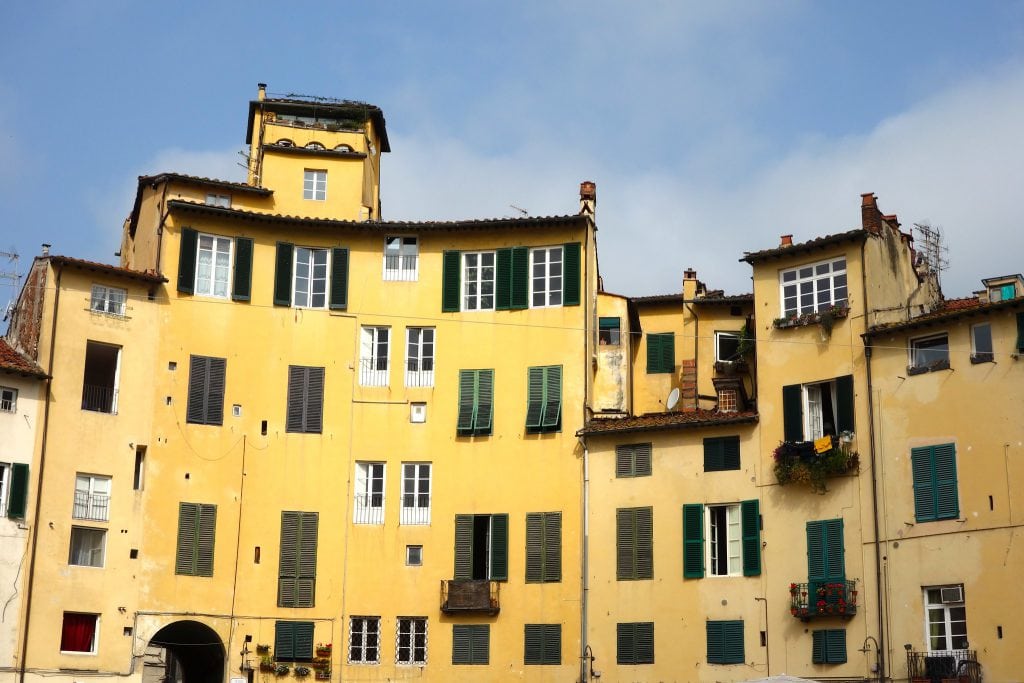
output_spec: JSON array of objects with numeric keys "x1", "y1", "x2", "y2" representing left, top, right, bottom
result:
[
  {"x1": 683, "y1": 268, "x2": 698, "y2": 299},
  {"x1": 861, "y1": 193, "x2": 883, "y2": 235},
  {"x1": 780, "y1": 234, "x2": 793, "y2": 247},
  {"x1": 579, "y1": 181, "x2": 596, "y2": 220}
]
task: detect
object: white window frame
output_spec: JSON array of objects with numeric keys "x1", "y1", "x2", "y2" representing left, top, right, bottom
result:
[
  {"x1": 923, "y1": 585, "x2": 968, "y2": 653},
  {"x1": 194, "y1": 233, "x2": 233, "y2": 299},
  {"x1": 802, "y1": 379, "x2": 839, "y2": 441},
  {"x1": 89, "y1": 285, "x2": 127, "y2": 317},
  {"x1": 462, "y1": 251, "x2": 496, "y2": 311},
  {"x1": 910, "y1": 333, "x2": 950, "y2": 371},
  {"x1": 60, "y1": 613, "x2": 99, "y2": 655},
  {"x1": 530, "y1": 246, "x2": 563, "y2": 308},
  {"x1": 293, "y1": 247, "x2": 330, "y2": 309},
  {"x1": 779, "y1": 257, "x2": 847, "y2": 317},
  {"x1": 354, "y1": 462, "x2": 385, "y2": 525},
  {"x1": 204, "y1": 193, "x2": 231, "y2": 208},
  {"x1": 706, "y1": 503, "x2": 741, "y2": 577},
  {"x1": 68, "y1": 526, "x2": 106, "y2": 567},
  {"x1": 405, "y1": 327, "x2": 434, "y2": 387},
  {"x1": 0, "y1": 386, "x2": 16, "y2": 413},
  {"x1": 0, "y1": 463, "x2": 9, "y2": 517},
  {"x1": 383, "y1": 236, "x2": 418, "y2": 281},
  {"x1": 303, "y1": 169, "x2": 327, "y2": 201},
  {"x1": 73, "y1": 473, "x2": 111, "y2": 522},
  {"x1": 715, "y1": 331, "x2": 741, "y2": 362},
  {"x1": 396, "y1": 617, "x2": 428, "y2": 665},
  {"x1": 360, "y1": 326, "x2": 390, "y2": 386},
  {"x1": 348, "y1": 616, "x2": 381, "y2": 664},
  {"x1": 400, "y1": 462, "x2": 431, "y2": 525}
]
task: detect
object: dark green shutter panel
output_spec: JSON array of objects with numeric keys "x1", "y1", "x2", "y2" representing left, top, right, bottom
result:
[
  {"x1": 635, "y1": 443, "x2": 652, "y2": 475},
  {"x1": 177, "y1": 228, "x2": 198, "y2": 294},
  {"x1": 826, "y1": 629, "x2": 846, "y2": 663},
  {"x1": 662, "y1": 333, "x2": 675, "y2": 371},
  {"x1": 472, "y1": 625, "x2": 490, "y2": 664},
  {"x1": 476, "y1": 370, "x2": 494, "y2": 435},
  {"x1": 510, "y1": 247, "x2": 529, "y2": 309},
  {"x1": 206, "y1": 357, "x2": 226, "y2": 426},
  {"x1": 724, "y1": 621, "x2": 744, "y2": 663},
  {"x1": 175, "y1": 503, "x2": 197, "y2": 574},
  {"x1": 683, "y1": 504, "x2": 704, "y2": 578},
  {"x1": 186, "y1": 356, "x2": 209, "y2": 424},
  {"x1": 615, "y1": 445, "x2": 632, "y2": 477},
  {"x1": 286, "y1": 366, "x2": 305, "y2": 433},
  {"x1": 704, "y1": 438, "x2": 724, "y2": 472},
  {"x1": 741, "y1": 499, "x2": 761, "y2": 576},
  {"x1": 442, "y1": 250, "x2": 461, "y2": 312},
  {"x1": 636, "y1": 622, "x2": 654, "y2": 664},
  {"x1": 635, "y1": 507, "x2": 653, "y2": 579},
  {"x1": 275, "y1": 622, "x2": 295, "y2": 660},
  {"x1": 7, "y1": 463, "x2": 29, "y2": 519},
  {"x1": 195, "y1": 504, "x2": 216, "y2": 577},
  {"x1": 616, "y1": 509, "x2": 635, "y2": 579},
  {"x1": 495, "y1": 248, "x2": 512, "y2": 310},
  {"x1": 543, "y1": 624, "x2": 561, "y2": 664},
  {"x1": 782, "y1": 384, "x2": 804, "y2": 441},
  {"x1": 454, "y1": 514, "x2": 473, "y2": 579},
  {"x1": 294, "y1": 622, "x2": 314, "y2": 660},
  {"x1": 525, "y1": 367, "x2": 544, "y2": 429},
  {"x1": 544, "y1": 512, "x2": 561, "y2": 582},
  {"x1": 524, "y1": 624, "x2": 541, "y2": 664},
  {"x1": 1017, "y1": 312, "x2": 1024, "y2": 353},
  {"x1": 911, "y1": 446, "x2": 936, "y2": 521},
  {"x1": 489, "y1": 513, "x2": 508, "y2": 580},
  {"x1": 933, "y1": 443, "x2": 959, "y2": 519},
  {"x1": 304, "y1": 367, "x2": 324, "y2": 433},
  {"x1": 646, "y1": 335, "x2": 662, "y2": 373},
  {"x1": 823, "y1": 519, "x2": 845, "y2": 580},
  {"x1": 812, "y1": 629, "x2": 827, "y2": 664},
  {"x1": 723, "y1": 436, "x2": 740, "y2": 469},
  {"x1": 329, "y1": 247, "x2": 349, "y2": 310},
  {"x1": 525, "y1": 513, "x2": 542, "y2": 582},
  {"x1": 232, "y1": 237, "x2": 253, "y2": 301},
  {"x1": 646, "y1": 334, "x2": 674, "y2": 373},
  {"x1": 807, "y1": 519, "x2": 845, "y2": 595},
  {"x1": 452, "y1": 625, "x2": 471, "y2": 664},
  {"x1": 835, "y1": 374, "x2": 854, "y2": 433},
  {"x1": 279, "y1": 512, "x2": 299, "y2": 606},
  {"x1": 706, "y1": 622, "x2": 723, "y2": 663},
  {"x1": 617, "y1": 623, "x2": 636, "y2": 664},
  {"x1": 295, "y1": 512, "x2": 318, "y2": 607},
  {"x1": 542, "y1": 366, "x2": 561, "y2": 429},
  {"x1": 274, "y1": 242, "x2": 294, "y2": 306},
  {"x1": 457, "y1": 371, "x2": 476, "y2": 435},
  {"x1": 806, "y1": 520, "x2": 826, "y2": 582},
  {"x1": 562, "y1": 242, "x2": 581, "y2": 306}
]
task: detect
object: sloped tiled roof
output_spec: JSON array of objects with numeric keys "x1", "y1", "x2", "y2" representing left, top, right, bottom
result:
[
  {"x1": 864, "y1": 295, "x2": 1021, "y2": 337},
  {"x1": 49, "y1": 256, "x2": 167, "y2": 284},
  {"x1": 689, "y1": 293, "x2": 754, "y2": 305},
  {"x1": 741, "y1": 229, "x2": 865, "y2": 264},
  {"x1": 0, "y1": 338, "x2": 47, "y2": 378},
  {"x1": 630, "y1": 293, "x2": 685, "y2": 304},
  {"x1": 138, "y1": 173, "x2": 273, "y2": 196},
  {"x1": 577, "y1": 409, "x2": 758, "y2": 436}
]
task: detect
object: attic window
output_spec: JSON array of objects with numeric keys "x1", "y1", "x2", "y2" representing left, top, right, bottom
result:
[
  {"x1": 276, "y1": 139, "x2": 294, "y2": 147},
  {"x1": 334, "y1": 144, "x2": 354, "y2": 152},
  {"x1": 305, "y1": 141, "x2": 325, "y2": 150}
]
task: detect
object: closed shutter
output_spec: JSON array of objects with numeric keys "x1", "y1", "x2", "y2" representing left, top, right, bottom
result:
[
  {"x1": 195, "y1": 504, "x2": 216, "y2": 577},
  {"x1": 275, "y1": 621, "x2": 295, "y2": 660},
  {"x1": 562, "y1": 242, "x2": 581, "y2": 306},
  {"x1": 635, "y1": 622, "x2": 654, "y2": 664},
  {"x1": 541, "y1": 366, "x2": 561, "y2": 429},
  {"x1": 176, "y1": 502, "x2": 199, "y2": 575},
  {"x1": 206, "y1": 357, "x2": 226, "y2": 426},
  {"x1": 456, "y1": 371, "x2": 477, "y2": 435},
  {"x1": 274, "y1": 242, "x2": 294, "y2": 306},
  {"x1": 475, "y1": 370, "x2": 493, "y2": 435},
  {"x1": 835, "y1": 375, "x2": 854, "y2": 432},
  {"x1": 286, "y1": 366, "x2": 324, "y2": 434},
  {"x1": 525, "y1": 367, "x2": 544, "y2": 429},
  {"x1": 723, "y1": 621, "x2": 744, "y2": 664},
  {"x1": 454, "y1": 514, "x2": 473, "y2": 579},
  {"x1": 442, "y1": 250, "x2": 461, "y2": 312},
  {"x1": 635, "y1": 507, "x2": 653, "y2": 579},
  {"x1": 782, "y1": 384, "x2": 804, "y2": 441},
  {"x1": 7, "y1": 463, "x2": 29, "y2": 519},
  {"x1": 616, "y1": 508, "x2": 635, "y2": 580},
  {"x1": 704, "y1": 437, "x2": 737, "y2": 471},
  {"x1": 295, "y1": 512, "x2": 318, "y2": 607},
  {"x1": 278, "y1": 511, "x2": 299, "y2": 606},
  {"x1": 525, "y1": 513, "x2": 542, "y2": 582},
  {"x1": 825, "y1": 629, "x2": 846, "y2": 663},
  {"x1": 706, "y1": 621, "x2": 724, "y2": 663},
  {"x1": 616, "y1": 623, "x2": 636, "y2": 664},
  {"x1": 471, "y1": 624, "x2": 490, "y2": 664},
  {"x1": 646, "y1": 333, "x2": 674, "y2": 373},
  {"x1": 616, "y1": 443, "x2": 654, "y2": 477},
  {"x1": 293, "y1": 622, "x2": 314, "y2": 660},
  {"x1": 329, "y1": 247, "x2": 349, "y2": 310},
  {"x1": 912, "y1": 446, "x2": 937, "y2": 521},
  {"x1": 232, "y1": 237, "x2": 253, "y2": 301},
  {"x1": 933, "y1": 443, "x2": 959, "y2": 519},
  {"x1": 286, "y1": 366, "x2": 305, "y2": 433},
  {"x1": 723, "y1": 437, "x2": 740, "y2": 469},
  {"x1": 510, "y1": 247, "x2": 529, "y2": 309},
  {"x1": 495, "y1": 248, "x2": 512, "y2": 310},
  {"x1": 682, "y1": 503, "x2": 704, "y2": 578},
  {"x1": 524, "y1": 624, "x2": 542, "y2": 664},
  {"x1": 807, "y1": 519, "x2": 845, "y2": 597},
  {"x1": 543, "y1": 512, "x2": 561, "y2": 582},
  {"x1": 526, "y1": 512, "x2": 561, "y2": 582},
  {"x1": 177, "y1": 228, "x2": 198, "y2": 294},
  {"x1": 489, "y1": 513, "x2": 508, "y2": 581},
  {"x1": 741, "y1": 499, "x2": 761, "y2": 576},
  {"x1": 304, "y1": 367, "x2": 324, "y2": 433},
  {"x1": 187, "y1": 355, "x2": 226, "y2": 426},
  {"x1": 812, "y1": 629, "x2": 827, "y2": 664},
  {"x1": 453, "y1": 625, "x2": 488, "y2": 664}
]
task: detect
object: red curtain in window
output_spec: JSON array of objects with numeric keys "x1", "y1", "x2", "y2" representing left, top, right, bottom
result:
[{"x1": 60, "y1": 613, "x2": 96, "y2": 652}]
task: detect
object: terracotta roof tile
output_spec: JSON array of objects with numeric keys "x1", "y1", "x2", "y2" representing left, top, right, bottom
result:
[
  {"x1": 139, "y1": 173, "x2": 273, "y2": 196},
  {"x1": 0, "y1": 339, "x2": 47, "y2": 378},
  {"x1": 631, "y1": 293, "x2": 685, "y2": 304},
  {"x1": 49, "y1": 256, "x2": 167, "y2": 284},
  {"x1": 864, "y1": 295, "x2": 1022, "y2": 336},
  {"x1": 577, "y1": 409, "x2": 758, "y2": 436},
  {"x1": 741, "y1": 228, "x2": 865, "y2": 264}
]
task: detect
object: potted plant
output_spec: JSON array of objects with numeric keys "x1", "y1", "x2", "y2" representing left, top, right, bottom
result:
[
  {"x1": 294, "y1": 666, "x2": 311, "y2": 677},
  {"x1": 275, "y1": 664, "x2": 290, "y2": 676},
  {"x1": 315, "y1": 643, "x2": 332, "y2": 658},
  {"x1": 314, "y1": 669, "x2": 331, "y2": 681},
  {"x1": 259, "y1": 655, "x2": 275, "y2": 672}
]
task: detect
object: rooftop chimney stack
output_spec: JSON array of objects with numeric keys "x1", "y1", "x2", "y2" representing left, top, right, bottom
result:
[
  {"x1": 780, "y1": 234, "x2": 793, "y2": 248},
  {"x1": 41, "y1": 244, "x2": 50, "y2": 257},
  {"x1": 579, "y1": 181, "x2": 596, "y2": 220},
  {"x1": 257, "y1": 83, "x2": 267, "y2": 102},
  {"x1": 861, "y1": 192, "x2": 883, "y2": 235}
]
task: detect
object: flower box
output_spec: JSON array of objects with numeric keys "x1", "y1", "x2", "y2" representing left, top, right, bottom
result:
[
  {"x1": 773, "y1": 439, "x2": 859, "y2": 494},
  {"x1": 789, "y1": 580, "x2": 858, "y2": 620},
  {"x1": 773, "y1": 305, "x2": 849, "y2": 330}
]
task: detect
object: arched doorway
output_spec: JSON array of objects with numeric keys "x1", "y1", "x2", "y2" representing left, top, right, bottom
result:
[{"x1": 146, "y1": 620, "x2": 225, "y2": 683}]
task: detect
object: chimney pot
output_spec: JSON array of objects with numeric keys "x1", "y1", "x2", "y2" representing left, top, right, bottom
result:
[
  {"x1": 579, "y1": 180, "x2": 597, "y2": 218},
  {"x1": 257, "y1": 83, "x2": 267, "y2": 101},
  {"x1": 861, "y1": 192, "x2": 883, "y2": 234},
  {"x1": 780, "y1": 234, "x2": 793, "y2": 247},
  {"x1": 684, "y1": 268, "x2": 697, "y2": 280},
  {"x1": 41, "y1": 243, "x2": 51, "y2": 256}
]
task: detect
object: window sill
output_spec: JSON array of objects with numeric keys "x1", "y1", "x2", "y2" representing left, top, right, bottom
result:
[
  {"x1": 773, "y1": 306, "x2": 849, "y2": 330},
  {"x1": 969, "y1": 353, "x2": 994, "y2": 364},
  {"x1": 906, "y1": 359, "x2": 951, "y2": 375}
]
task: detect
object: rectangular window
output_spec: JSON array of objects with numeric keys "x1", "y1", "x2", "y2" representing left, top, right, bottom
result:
[
  {"x1": 175, "y1": 502, "x2": 216, "y2": 577},
  {"x1": 646, "y1": 333, "x2": 675, "y2": 373},
  {"x1": 81, "y1": 340, "x2": 120, "y2": 414},
  {"x1": 303, "y1": 169, "x2": 326, "y2": 200},
  {"x1": 525, "y1": 512, "x2": 561, "y2": 583},
  {"x1": 615, "y1": 443, "x2": 652, "y2": 478},
  {"x1": 910, "y1": 334, "x2": 950, "y2": 373},
  {"x1": 708, "y1": 504, "x2": 741, "y2": 576},
  {"x1": 454, "y1": 513, "x2": 508, "y2": 581},
  {"x1": 0, "y1": 386, "x2": 15, "y2": 412},
  {"x1": 683, "y1": 500, "x2": 761, "y2": 578},
  {"x1": 452, "y1": 624, "x2": 489, "y2": 665},
  {"x1": 706, "y1": 620, "x2": 744, "y2": 664},
  {"x1": 405, "y1": 327, "x2": 435, "y2": 387},
  {"x1": 133, "y1": 446, "x2": 145, "y2": 491},
  {"x1": 275, "y1": 621, "x2": 314, "y2": 661},
  {"x1": 359, "y1": 326, "x2": 390, "y2": 386},
  {"x1": 4, "y1": 463, "x2": 28, "y2": 519},
  {"x1": 406, "y1": 545, "x2": 423, "y2": 565},
  {"x1": 715, "y1": 331, "x2": 741, "y2": 362},
  {"x1": 599, "y1": 317, "x2": 621, "y2": 345},
  {"x1": 354, "y1": 462, "x2": 385, "y2": 525},
  {"x1": 970, "y1": 323, "x2": 993, "y2": 363},
  {"x1": 69, "y1": 527, "x2": 106, "y2": 567},
  {"x1": 463, "y1": 252, "x2": 496, "y2": 311},
  {"x1": 807, "y1": 519, "x2": 845, "y2": 601},
  {"x1": 186, "y1": 355, "x2": 227, "y2": 426},
  {"x1": 812, "y1": 629, "x2": 847, "y2": 664},
  {"x1": 616, "y1": 622, "x2": 654, "y2": 665},
  {"x1": 273, "y1": 243, "x2": 347, "y2": 310},
  {"x1": 286, "y1": 365, "x2": 324, "y2": 434},
  {"x1": 73, "y1": 473, "x2": 111, "y2": 521},
  {"x1": 456, "y1": 369, "x2": 494, "y2": 436},
  {"x1": 616, "y1": 506, "x2": 653, "y2": 580},
  {"x1": 278, "y1": 511, "x2": 318, "y2": 607},
  {"x1": 524, "y1": 624, "x2": 561, "y2": 665},
  {"x1": 525, "y1": 365, "x2": 561, "y2": 433},
  {"x1": 400, "y1": 463, "x2": 431, "y2": 525},
  {"x1": 911, "y1": 444, "x2": 959, "y2": 522},
  {"x1": 782, "y1": 375, "x2": 854, "y2": 442},
  {"x1": 396, "y1": 617, "x2": 427, "y2": 665},
  {"x1": 780, "y1": 257, "x2": 847, "y2": 317},
  {"x1": 348, "y1": 616, "x2": 380, "y2": 664},
  {"x1": 293, "y1": 247, "x2": 329, "y2": 308},
  {"x1": 195, "y1": 234, "x2": 233, "y2": 298},
  {"x1": 384, "y1": 236, "x2": 418, "y2": 281},
  {"x1": 205, "y1": 193, "x2": 231, "y2": 208},
  {"x1": 704, "y1": 436, "x2": 740, "y2": 472},
  {"x1": 530, "y1": 246, "x2": 563, "y2": 307},
  {"x1": 89, "y1": 284, "x2": 127, "y2": 316},
  {"x1": 60, "y1": 613, "x2": 98, "y2": 654},
  {"x1": 924, "y1": 585, "x2": 968, "y2": 652}
]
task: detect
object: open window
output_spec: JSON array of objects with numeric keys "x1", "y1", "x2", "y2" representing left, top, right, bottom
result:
[
  {"x1": 81, "y1": 341, "x2": 120, "y2": 414},
  {"x1": 782, "y1": 375, "x2": 854, "y2": 442},
  {"x1": 454, "y1": 514, "x2": 508, "y2": 581}
]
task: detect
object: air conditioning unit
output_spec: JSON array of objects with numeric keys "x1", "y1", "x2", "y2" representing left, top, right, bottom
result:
[{"x1": 940, "y1": 586, "x2": 963, "y2": 604}]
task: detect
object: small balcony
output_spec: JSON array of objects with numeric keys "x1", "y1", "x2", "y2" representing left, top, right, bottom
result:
[
  {"x1": 352, "y1": 493, "x2": 384, "y2": 525},
  {"x1": 72, "y1": 491, "x2": 110, "y2": 522},
  {"x1": 81, "y1": 384, "x2": 118, "y2": 414},
  {"x1": 773, "y1": 438, "x2": 859, "y2": 494},
  {"x1": 788, "y1": 580, "x2": 857, "y2": 620},
  {"x1": 441, "y1": 579, "x2": 499, "y2": 615},
  {"x1": 907, "y1": 649, "x2": 981, "y2": 683}
]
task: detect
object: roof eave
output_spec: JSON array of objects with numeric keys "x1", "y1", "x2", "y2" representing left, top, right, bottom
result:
[{"x1": 576, "y1": 413, "x2": 758, "y2": 437}]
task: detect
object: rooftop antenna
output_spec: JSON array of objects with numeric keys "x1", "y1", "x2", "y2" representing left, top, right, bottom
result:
[
  {"x1": 510, "y1": 204, "x2": 529, "y2": 217},
  {"x1": 0, "y1": 247, "x2": 21, "y2": 323},
  {"x1": 913, "y1": 221, "x2": 948, "y2": 286}
]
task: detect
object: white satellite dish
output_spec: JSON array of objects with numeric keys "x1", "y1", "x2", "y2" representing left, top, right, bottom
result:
[{"x1": 666, "y1": 387, "x2": 680, "y2": 411}]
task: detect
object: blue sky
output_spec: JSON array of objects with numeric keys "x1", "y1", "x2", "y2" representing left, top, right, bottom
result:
[{"x1": 3, "y1": 1, "x2": 1024, "y2": 315}]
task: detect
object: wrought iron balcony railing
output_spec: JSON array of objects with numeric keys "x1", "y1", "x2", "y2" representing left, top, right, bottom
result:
[
  {"x1": 441, "y1": 579, "x2": 500, "y2": 614},
  {"x1": 789, "y1": 580, "x2": 858, "y2": 620},
  {"x1": 907, "y1": 649, "x2": 981, "y2": 683},
  {"x1": 72, "y1": 491, "x2": 110, "y2": 522},
  {"x1": 81, "y1": 385, "x2": 117, "y2": 414}
]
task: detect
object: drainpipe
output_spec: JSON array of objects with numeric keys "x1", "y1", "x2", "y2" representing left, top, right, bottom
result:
[
  {"x1": 18, "y1": 261, "x2": 62, "y2": 683},
  {"x1": 580, "y1": 436, "x2": 590, "y2": 683}
]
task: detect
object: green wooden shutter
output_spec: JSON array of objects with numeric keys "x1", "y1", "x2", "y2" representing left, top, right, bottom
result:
[
  {"x1": 616, "y1": 623, "x2": 636, "y2": 664},
  {"x1": 635, "y1": 443, "x2": 652, "y2": 475},
  {"x1": 472, "y1": 625, "x2": 490, "y2": 664},
  {"x1": 562, "y1": 242, "x2": 581, "y2": 306},
  {"x1": 456, "y1": 371, "x2": 476, "y2": 435},
  {"x1": 274, "y1": 242, "x2": 294, "y2": 306},
  {"x1": 275, "y1": 622, "x2": 295, "y2": 660},
  {"x1": 826, "y1": 629, "x2": 846, "y2": 663},
  {"x1": 177, "y1": 228, "x2": 198, "y2": 294},
  {"x1": 304, "y1": 367, "x2": 324, "y2": 433},
  {"x1": 911, "y1": 446, "x2": 937, "y2": 521},
  {"x1": 295, "y1": 512, "x2": 318, "y2": 607},
  {"x1": 286, "y1": 366, "x2": 305, "y2": 433},
  {"x1": 683, "y1": 504, "x2": 704, "y2": 578},
  {"x1": 452, "y1": 625, "x2": 471, "y2": 664},
  {"x1": 195, "y1": 504, "x2": 216, "y2": 577},
  {"x1": 646, "y1": 335, "x2": 661, "y2": 373},
  {"x1": 187, "y1": 356, "x2": 209, "y2": 424},
  {"x1": 454, "y1": 514, "x2": 473, "y2": 579},
  {"x1": 175, "y1": 502, "x2": 198, "y2": 575},
  {"x1": 541, "y1": 366, "x2": 561, "y2": 429},
  {"x1": 723, "y1": 621, "x2": 744, "y2": 664},
  {"x1": 329, "y1": 247, "x2": 349, "y2": 310},
  {"x1": 741, "y1": 499, "x2": 761, "y2": 576},
  {"x1": 525, "y1": 367, "x2": 544, "y2": 429},
  {"x1": 510, "y1": 247, "x2": 529, "y2": 309},
  {"x1": 294, "y1": 622, "x2": 314, "y2": 660},
  {"x1": 206, "y1": 357, "x2": 226, "y2": 426},
  {"x1": 933, "y1": 443, "x2": 959, "y2": 520},
  {"x1": 495, "y1": 248, "x2": 512, "y2": 310},
  {"x1": 706, "y1": 621, "x2": 723, "y2": 663},
  {"x1": 812, "y1": 629, "x2": 827, "y2": 664},
  {"x1": 278, "y1": 511, "x2": 299, "y2": 606},
  {"x1": 723, "y1": 436, "x2": 740, "y2": 470},
  {"x1": 475, "y1": 370, "x2": 493, "y2": 435},
  {"x1": 544, "y1": 512, "x2": 561, "y2": 582},
  {"x1": 635, "y1": 622, "x2": 654, "y2": 664},
  {"x1": 704, "y1": 438, "x2": 724, "y2": 472},
  {"x1": 615, "y1": 445, "x2": 632, "y2": 477},
  {"x1": 232, "y1": 237, "x2": 253, "y2": 301},
  {"x1": 489, "y1": 513, "x2": 508, "y2": 580},
  {"x1": 442, "y1": 250, "x2": 461, "y2": 312},
  {"x1": 7, "y1": 463, "x2": 29, "y2": 519},
  {"x1": 525, "y1": 513, "x2": 542, "y2": 582},
  {"x1": 835, "y1": 374, "x2": 854, "y2": 433},
  {"x1": 524, "y1": 624, "x2": 542, "y2": 664},
  {"x1": 807, "y1": 519, "x2": 845, "y2": 595},
  {"x1": 635, "y1": 506, "x2": 653, "y2": 579},
  {"x1": 616, "y1": 508, "x2": 635, "y2": 580},
  {"x1": 1016, "y1": 312, "x2": 1024, "y2": 352},
  {"x1": 646, "y1": 334, "x2": 674, "y2": 373},
  {"x1": 782, "y1": 384, "x2": 804, "y2": 441},
  {"x1": 543, "y1": 624, "x2": 561, "y2": 664}
]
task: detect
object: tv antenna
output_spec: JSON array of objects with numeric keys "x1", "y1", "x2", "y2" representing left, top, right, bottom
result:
[
  {"x1": 510, "y1": 204, "x2": 529, "y2": 217},
  {"x1": 912, "y1": 221, "x2": 948, "y2": 284},
  {"x1": 0, "y1": 248, "x2": 21, "y2": 323}
]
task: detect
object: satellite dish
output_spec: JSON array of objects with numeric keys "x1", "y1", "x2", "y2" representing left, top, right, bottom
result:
[{"x1": 666, "y1": 387, "x2": 680, "y2": 411}]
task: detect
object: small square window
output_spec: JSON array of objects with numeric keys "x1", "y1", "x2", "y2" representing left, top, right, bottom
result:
[
  {"x1": 90, "y1": 285, "x2": 127, "y2": 316},
  {"x1": 0, "y1": 386, "x2": 16, "y2": 413},
  {"x1": 909, "y1": 334, "x2": 950, "y2": 373},
  {"x1": 718, "y1": 388, "x2": 738, "y2": 413},
  {"x1": 410, "y1": 402, "x2": 427, "y2": 423},
  {"x1": 383, "y1": 236, "x2": 418, "y2": 281},
  {"x1": 406, "y1": 545, "x2": 423, "y2": 566},
  {"x1": 60, "y1": 613, "x2": 99, "y2": 653},
  {"x1": 715, "y1": 332, "x2": 741, "y2": 362},
  {"x1": 599, "y1": 317, "x2": 621, "y2": 345},
  {"x1": 69, "y1": 527, "x2": 106, "y2": 567},
  {"x1": 303, "y1": 170, "x2": 327, "y2": 201}
]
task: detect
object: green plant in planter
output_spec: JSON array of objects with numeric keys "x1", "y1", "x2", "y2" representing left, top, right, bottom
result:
[
  {"x1": 274, "y1": 664, "x2": 290, "y2": 676},
  {"x1": 735, "y1": 321, "x2": 756, "y2": 359},
  {"x1": 773, "y1": 440, "x2": 859, "y2": 494},
  {"x1": 294, "y1": 666, "x2": 311, "y2": 677},
  {"x1": 259, "y1": 655, "x2": 275, "y2": 672}
]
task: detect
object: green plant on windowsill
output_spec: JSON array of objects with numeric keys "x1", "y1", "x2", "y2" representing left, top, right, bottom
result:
[
  {"x1": 294, "y1": 666, "x2": 311, "y2": 677},
  {"x1": 274, "y1": 664, "x2": 290, "y2": 676},
  {"x1": 259, "y1": 655, "x2": 275, "y2": 672},
  {"x1": 773, "y1": 304, "x2": 849, "y2": 331},
  {"x1": 773, "y1": 439, "x2": 859, "y2": 494}
]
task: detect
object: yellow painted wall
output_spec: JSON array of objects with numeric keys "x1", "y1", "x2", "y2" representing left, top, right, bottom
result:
[
  {"x1": 593, "y1": 293, "x2": 630, "y2": 413},
  {"x1": 632, "y1": 303, "x2": 683, "y2": 415}
]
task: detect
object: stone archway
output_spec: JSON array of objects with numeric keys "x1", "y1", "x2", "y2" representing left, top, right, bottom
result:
[{"x1": 146, "y1": 620, "x2": 225, "y2": 683}]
